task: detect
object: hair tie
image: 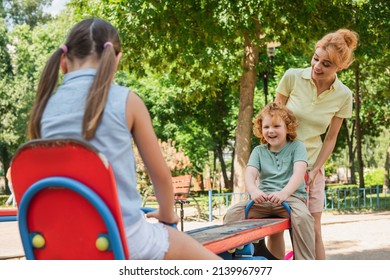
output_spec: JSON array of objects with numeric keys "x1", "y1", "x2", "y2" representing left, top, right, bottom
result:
[
  {"x1": 59, "y1": 45, "x2": 68, "y2": 54},
  {"x1": 104, "y1": 42, "x2": 113, "y2": 48}
]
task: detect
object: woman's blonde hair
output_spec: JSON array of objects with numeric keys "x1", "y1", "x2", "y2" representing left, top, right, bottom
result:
[
  {"x1": 253, "y1": 102, "x2": 298, "y2": 144},
  {"x1": 315, "y1": 29, "x2": 358, "y2": 70},
  {"x1": 28, "y1": 18, "x2": 121, "y2": 140}
]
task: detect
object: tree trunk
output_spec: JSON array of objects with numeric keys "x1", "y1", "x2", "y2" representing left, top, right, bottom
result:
[
  {"x1": 343, "y1": 121, "x2": 356, "y2": 184},
  {"x1": 230, "y1": 146, "x2": 235, "y2": 186},
  {"x1": 0, "y1": 144, "x2": 11, "y2": 195},
  {"x1": 217, "y1": 144, "x2": 232, "y2": 192},
  {"x1": 233, "y1": 33, "x2": 258, "y2": 195},
  {"x1": 384, "y1": 144, "x2": 390, "y2": 192},
  {"x1": 193, "y1": 174, "x2": 204, "y2": 192},
  {"x1": 263, "y1": 71, "x2": 269, "y2": 104},
  {"x1": 354, "y1": 63, "x2": 365, "y2": 188}
]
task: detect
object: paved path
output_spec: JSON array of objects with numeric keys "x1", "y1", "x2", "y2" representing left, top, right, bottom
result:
[
  {"x1": 1, "y1": 210, "x2": 390, "y2": 260},
  {"x1": 0, "y1": 221, "x2": 24, "y2": 259},
  {"x1": 319, "y1": 211, "x2": 390, "y2": 259},
  {"x1": 183, "y1": 210, "x2": 390, "y2": 260}
]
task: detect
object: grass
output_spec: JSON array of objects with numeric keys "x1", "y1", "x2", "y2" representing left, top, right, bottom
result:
[
  {"x1": 0, "y1": 194, "x2": 13, "y2": 208},
  {"x1": 3, "y1": 191, "x2": 389, "y2": 212}
]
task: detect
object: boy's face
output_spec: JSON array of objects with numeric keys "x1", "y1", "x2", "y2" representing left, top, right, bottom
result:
[{"x1": 261, "y1": 115, "x2": 288, "y2": 152}]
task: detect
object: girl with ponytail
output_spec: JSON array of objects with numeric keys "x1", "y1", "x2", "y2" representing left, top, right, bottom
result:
[{"x1": 28, "y1": 18, "x2": 220, "y2": 260}]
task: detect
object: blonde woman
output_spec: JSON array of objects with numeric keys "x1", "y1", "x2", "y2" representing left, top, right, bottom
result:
[{"x1": 275, "y1": 29, "x2": 358, "y2": 259}]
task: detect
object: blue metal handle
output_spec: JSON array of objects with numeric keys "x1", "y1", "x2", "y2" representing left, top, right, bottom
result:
[
  {"x1": 140, "y1": 207, "x2": 157, "y2": 214},
  {"x1": 244, "y1": 200, "x2": 291, "y2": 219},
  {"x1": 18, "y1": 177, "x2": 126, "y2": 260},
  {"x1": 281, "y1": 201, "x2": 292, "y2": 216},
  {"x1": 140, "y1": 207, "x2": 177, "y2": 229},
  {"x1": 244, "y1": 200, "x2": 255, "y2": 219}
]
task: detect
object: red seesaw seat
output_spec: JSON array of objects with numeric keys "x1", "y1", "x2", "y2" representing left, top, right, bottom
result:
[{"x1": 10, "y1": 138, "x2": 128, "y2": 259}]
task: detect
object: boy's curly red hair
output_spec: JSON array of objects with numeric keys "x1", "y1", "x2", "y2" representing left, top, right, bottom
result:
[{"x1": 253, "y1": 102, "x2": 298, "y2": 144}]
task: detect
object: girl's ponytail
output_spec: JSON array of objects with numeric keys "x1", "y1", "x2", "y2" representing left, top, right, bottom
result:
[
  {"x1": 28, "y1": 18, "x2": 121, "y2": 140},
  {"x1": 28, "y1": 47, "x2": 64, "y2": 139},
  {"x1": 82, "y1": 41, "x2": 117, "y2": 139}
]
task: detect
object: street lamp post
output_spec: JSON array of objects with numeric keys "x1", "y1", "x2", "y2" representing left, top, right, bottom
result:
[
  {"x1": 263, "y1": 42, "x2": 280, "y2": 104},
  {"x1": 262, "y1": 46, "x2": 276, "y2": 104},
  {"x1": 262, "y1": 68, "x2": 269, "y2": 104}
]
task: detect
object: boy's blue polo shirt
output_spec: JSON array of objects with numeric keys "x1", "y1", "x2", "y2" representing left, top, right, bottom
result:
[{"x1": 247, "y1": 141, "x2": 308, "y2": 199}]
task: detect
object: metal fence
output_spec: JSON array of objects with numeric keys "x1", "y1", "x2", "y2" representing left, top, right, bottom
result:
[
  {"x1": 324, "y1": 185, "x2": 388, "y2": 210},
  {"x1": 207, "y1": 186, "x2": 389, "y2": 222}
]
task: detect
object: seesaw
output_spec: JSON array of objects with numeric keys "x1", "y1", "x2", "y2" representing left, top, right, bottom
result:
[
  {"x1": 0, "y1": 208, "x2": 18, "y2": 222},
  {"x1": 187, "y1": 218, "x2": 290, "y2": 259},
  {"x1": 6, "y1": 138, "x2": 292, "y2": 260}
]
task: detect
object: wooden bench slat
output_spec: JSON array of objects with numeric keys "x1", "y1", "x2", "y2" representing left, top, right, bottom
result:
[
  {"x1": 144, "y1": 175, "x2": 192, "y2": 202},
  {"x1": 172, "y1": 175, "x2": 192, "y2": 200},
  {"x1": 188, "y1": 219, "x2": 290, "y2": 254}
]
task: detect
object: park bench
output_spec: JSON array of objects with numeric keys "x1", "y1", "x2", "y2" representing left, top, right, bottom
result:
[
  {"x1": 5, "y1": 138, "x2": 292, "y2": 260},
  {"x1": 144, "y1": 174, "x2": 201, "y2": 231}
]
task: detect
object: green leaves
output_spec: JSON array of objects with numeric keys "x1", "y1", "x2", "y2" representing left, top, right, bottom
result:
[{"x1": 1, "y1": 0, "x2": 388, "y2": 189}]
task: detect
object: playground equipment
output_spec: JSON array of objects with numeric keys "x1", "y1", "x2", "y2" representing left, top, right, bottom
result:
[{"x1": 10, "y1": 138, "x2": 128, "y2": 259}]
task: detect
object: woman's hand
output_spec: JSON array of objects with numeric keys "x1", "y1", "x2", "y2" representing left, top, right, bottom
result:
[{"x1": 307, "y1": 168, "x2": 320, "y2": 189}]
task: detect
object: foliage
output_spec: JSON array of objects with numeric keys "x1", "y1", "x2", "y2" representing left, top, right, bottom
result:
[
  {"x1": 115, "y1": 68, "x2": 238, "y2": 178},
  {"x1": 68, "y1": 0, "x2": 326, "y2": 192},
  {"x1": 159, "y1": 139, "x2": 192, "y2": 174},
  {"x1": 69, "y1": 0, "x2": 389, "y2": 190},
  {"x1": 0, "y1": 3, "x2": 74, "y2": 193},
  {"x1": 364, "y1": 168, "x2": 385, "y2": 187},
  {"x1": 1, "y1": 21, "x2": 62, "y2": 148},
  {"x1": 0, "y1": 195, "x2": 10, "y2": 205},
  {"x1": 362, "y1": 129, "x2": 390, "y2": 168},
  {"x1": 134, "y1": 138, "x2": 192, "y2": 195},
  {"x1": 0, "y1": 0, "x2": 388, "y2": 195},
  {"x1": 324, "y1": 161, "x2": 338, "y2": 178},
  {"x1": 0, "y1": 18, "x2": 12, "y2": 75},
  {"x1": 2, "y1": 0, "x2": 53, "y2": 28},
  {"x1": 0, "y1": 19, "x2": 34, "y2": 190}
]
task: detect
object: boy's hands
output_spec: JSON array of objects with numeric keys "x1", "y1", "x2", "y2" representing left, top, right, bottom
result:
[
  {"x1": 267, "y1": 191, "x2": 289, "y2": 205},
  {"x1": 250, "y1": 190, "x2": 289, "y2": 205},
  {"x1": 249, "y1": 189, "x2": 268, "y2": 203}
]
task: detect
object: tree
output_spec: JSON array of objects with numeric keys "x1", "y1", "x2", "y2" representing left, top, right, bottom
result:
[
  {"x1": 134, "y1": 139, "x2": 192, "y2": 198},
  {"x1": 385, "y1": 145, "x2": 390, "y2": 191},
  {"x1": 334, "y1": 0, "x2": 390, "y2": 187},
  {"x1": 115, "y1": 68, "x2": 238, "y2": 190},
  {"x1": 70, "y1": 0, "x2": 324, "y2": 193},
  {"x1": 0, "y1": 16, "x2": 16, "y2": 193},
  {"x1": 68, "y1": 0, "x2": 390, "y2": 192},
  {"x1": 3, "y1": 0, "x2": 53, "y2": 28},
  {"x1": 284, "y1": 0, "x2": 390, "y2": 188},
  {"x1": 0, "y1": 4, "x2": 70, "y2": 193}
]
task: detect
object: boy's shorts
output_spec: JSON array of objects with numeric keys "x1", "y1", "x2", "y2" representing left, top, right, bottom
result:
[{"x1": 125, "y1": 213, "x2": 169, "y2": 260}]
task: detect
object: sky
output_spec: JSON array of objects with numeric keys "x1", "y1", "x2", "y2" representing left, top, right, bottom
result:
[{"x1": 44, "y1": 0, "x2": 69, "y2": 16}]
